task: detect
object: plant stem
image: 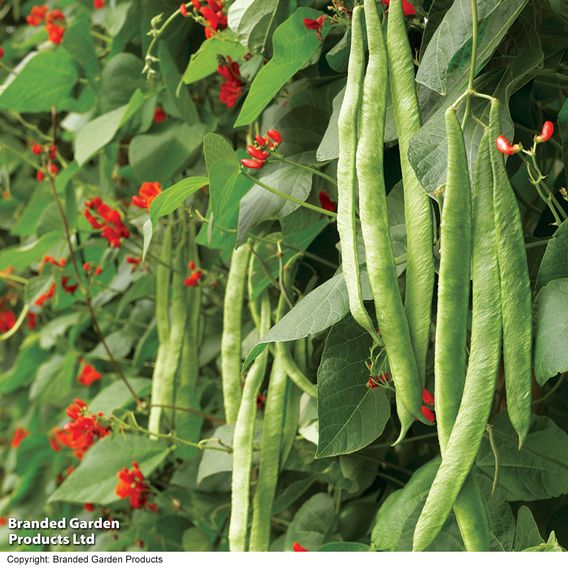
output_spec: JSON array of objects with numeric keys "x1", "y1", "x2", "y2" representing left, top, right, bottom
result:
[
  {"x1": 462, "y1": 0, "x2": 479, "y2": 127},
  {"x1": 275, "y1": 154, "x2": 338, "y2": 186},
  {"x1": 241, "y1": 171, "x2": 337, "y2": 219}
]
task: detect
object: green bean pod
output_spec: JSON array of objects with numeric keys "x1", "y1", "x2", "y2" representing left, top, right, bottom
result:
[
  {"x1": 149, "y1": 221, "x2": 173, "y2": 435},
  {"x1": 434, "y1": 108, "x2": 472, "y2": 446},
  {"x1": 357, "y1": 0, "x2": 423, "y2": 440},
  {"x1": 221, "y1": 245, "x2": 251, "y2": 424},
  {"x1": 336, "y1": 5, "x2": 379, "y2": 344},
  {"x1": 248, "y1": 343, "x2": 288, "y2": 552},
  {"x1": 229, "y1": 292, "x2": 271, "y2": 552},
  {"x1": 386, "y1": 0, "x2": 435, "y2": 385},
  {"x1": 489, "y1": 100, "x2": 533, "y2": 447},
  {"x1": 414, "y1": 132, "x2": 500, "y2": 551}
]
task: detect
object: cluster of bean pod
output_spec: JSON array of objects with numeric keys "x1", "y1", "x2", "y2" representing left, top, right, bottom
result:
[{"x1": 337, "y1": 0, "x2": 533, "y2": 551}]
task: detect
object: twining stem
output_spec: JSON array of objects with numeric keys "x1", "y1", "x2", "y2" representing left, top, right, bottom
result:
[
  {"x1": 0, "y1": 304, "x2": 29, "y2": 341},
  {"x1": 462, "y1": 0, "x2": 479, "y2": 127},
  {"x1": 241, "y1": 171, "x2": 337, "y2": 219},
  {"x1": 274, "y1": 154, "x2": 338, "y2": 186},
  {"x1": 486, "y1": 424, "x2": 500, "y2": 495}
]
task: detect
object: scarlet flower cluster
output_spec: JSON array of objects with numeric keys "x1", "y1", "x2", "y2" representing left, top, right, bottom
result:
[
  {"x1": 217, "y1": 57, "x2": 243, "y2": 109},
  {"x1": 34, "y1": 283, "x2": 56, "y2": 308},
  {"x1": 319, "y1": 191, "x2": 337, "y2": 213},
  {"x1": 11, "y1": 427, "x2": 29, "y2": 449},
  {"x1": 421, "y1": 388, "x2": 435, "y2": 423},
  {"x1": 0, "y1": 310, "x2": 16, "y2": 333},
  {"x1": 42, "y1": 255, "x2": 66, "y2": 269},
  {"x1": 303, "y1": 16, "x2": 326, "y2": 41},
  {"x1": 77, "y1": 363, "x2": 102, "y2": 386},
  {"x1": 115, "y1": 462, "x2": 151, "y2": 509},
  {"x1": 32, "y1": 143, "x2": 57, "y2": 160},
  {"x1": 186, "y1": 0, "x2": 227, "y2": 38},
  {"x1": 61, "y1": 277, "x2": 78, "y2": 294},
  {"x1": 50, "y1": 399, "x2": 110, "y2": 459},
  {"x1": 26, "y1": 6, "x2": 66, "y2": 44},
  {"x1": 240, "y1": 130, "x2": 282, "y2": 169},
  {"x1": 132, "y1": 182, "x2": 162, "y2": 209},
  {"x1": 84, "y1": 197, "x2": 129, "y2": 248},
  {"x1": 184, "y1": 260, "x2": 203, "y2": 287},
  {"x1": 382, "y1": 0, "x2": 416, "y2": 16}
]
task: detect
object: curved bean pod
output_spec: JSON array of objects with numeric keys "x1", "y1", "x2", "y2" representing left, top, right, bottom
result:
[
  {"x1": 357, "y1": 0, "x2": 423, "y2": 440},
  {"x1": 336, "y1": 5, "x2": 380, "y2": 344},
  {"x1": 386, "y1": 0, "x2": 435, "y2": 385},
  {"x1": 489, "y1": 100, "x2": 533, "y2": 447},
  {"x1": 414, "y1": 132, "x2": 500, "y2": 551},
  {"x1": 221, "y1": 245, "x2": 252, "y2": 424}
]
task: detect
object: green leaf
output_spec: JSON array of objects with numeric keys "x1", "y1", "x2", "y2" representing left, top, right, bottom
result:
[
  {"x1": 242, "y1": 270, "x2": 372, "y2": 370},
  {"x1": 196, "y1": 425, "x2": 234, "y2": 493},
  {"x1": 99, "y1": 53, "x2": 144, "y2": 113},
  {"x1": 62, "y1": 15, "x2": 99, "y2": 81},
  {"x1": 234, "y1": 7, "x2": 329, "y2": 127},
  {"x1": 477, "y1": 413, "x2": 568, "y2": 501},
  {"x1": 514, "y1": 506, "x2": 543, "y2": 551},
  {"x1": 316, "y1": 317, "x2": 390, "y2": 458},
  {"x1": 534, "y1": 278, "x2": 568, "y2": 385},
  {"x1": 129, "y1": 122, "x2": 206, "y2": 183},
  {"x1": 74, "y1": 89, "x2": 146, "y2": 166},
  {"x1": 558, "y1": 98, "x2": 568, "y2": 176},
  {"x1": 227, "y1": 0, "x2": 281, "y2": 52},
  {"x1": 523, "y1": 532, "x2": 565, "y2": 552},
  {"x1": 0, "y1": 231, "x2": 63, "y2": 272},
  {"x1": 237, "y1": 160, "x2": 313, "y2": 243},
  {"x1": 182, "y1": 528, "x2": 213, "y2": 551},
  {"x1": 0, "y1": 341, "x2": 49, "y2": 395},
  {"x1": 0, "y1": 48, "x2": 78, "y2": 113},
  {"x1": 284, "y1": 493, "x2": 337, "y2": 551},
  {"x1": 416, "y1": 0, "x2": 529, "y2": 95},
  {"x1": 318, "y1": 542, "x2": 369, "y2": 552},
  {"x1": 89, "y1": 379, "x2": 152, "y2": 415},
  {"x1": 182, "y1": 29, "x2": 246, "y2": 85},
  {"x1": 30, "y1": 352, "x2": 76, "y2": 404},
  {"x1": 536, "y1": 220, "x2": 568, "y2": 290},
  {"x1": 49, "y1": 434, "x2": 170, "y2": 504}
]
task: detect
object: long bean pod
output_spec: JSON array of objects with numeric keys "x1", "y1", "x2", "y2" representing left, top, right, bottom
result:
[
  {"x1": 489, "y1": 100, "x2": 533, "y2": 447},
  {"x1": 336, "y1": 5, "x2": 380, "y2": 344},
  {"x1": 386, "y1": 0, "x2": 435, "y2": 385},
  {"x1": 414, "y1": 132, "x2": 500, "y2": 551},
  {"x1": 229, "y1": 292, "x2": 271, "y2": 552},
  {"x1": 221, "y1": 245, "x2": 252, "y2": 424},
  {"x1": 357, "y1": 0, "x2": 423, "y2": 440}
]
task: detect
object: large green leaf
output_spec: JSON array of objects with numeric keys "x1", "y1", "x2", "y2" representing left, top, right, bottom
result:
[
  {"x1": 62, "y1": 15, "x2": 98, "y2": 81},
  {"x1": 234, "y1": 7, "x2": 329, "y2": 127},
  {"x1": 228, "y1": 0, "x2": 281, "y2": 52},
  {"x1": 284, "y1": 493, "x2": 337, "y2": 551},
  {"x1": 534, "y1": 278, "x2": 568, "y2": 385},
  {"x1": 89, "y1": 379, "x2": 152, "y2": 415},
  {"x1": 536, "y1": 220, "x2": 568, "y2": 290},
  {"x1": 242, "y1": 270, "x2": 373, "y2": 370},
  {"x1": 74, "y1": 89, "x2": 145, "y2": 165},
  {"x1": 0, "y1": 48, "x2": 78, "y2": 112},
  {"x1": 316, "y1": 317, "x2": 390, "y2": 458},
  {"x1": 416, "y1": 0, "x2": 529, "y2": 95},
  {"x1": 0, "y1": 341, "x2": 49, "y2": 395},
  {"x1": 49, "y1": 434, "x2": 170, "y2": 504},
  {"x1": 182, "y1": 29, "x2": 246, "y2": 85},
  {"x1": 477, "y1": 413, "x2": 568, "y2": 501},
  {"x1": 514, "y1": 506, "x2": 543, "y2": 551},
  {"x1": 0, "y1": 231, "x2": 63, "y2": 271}
]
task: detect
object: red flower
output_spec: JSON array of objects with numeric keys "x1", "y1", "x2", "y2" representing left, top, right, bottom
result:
[
  {"x1": 366, "y1": 373, "x2": 389, "y2": 389},
  {"x1": 50, "y1": 145, "x2": 57, "y2": 160},
  {"x1": 132, "y1": 182, "x2": 162, "y2": 209},
  {"x1": 126, "y1": 256, "x2": 141, "y2": 266},
  {"x1": 180, "y1": 3, "x2": 188, "y2": 16},
  {"x1": 52, "y1": 400, "x2": 110, "y2": 459},
  {"x1": 0, "y1": 310, "x2": 16, "y2": 333},
  {"x1": 266, "y1": 129, "x2": 282, "y2": 145},
  {"x1": 11, "y1": 427, "x2": 29, "y2": 449},
  {"x1": 199, "y1": 1, "x2": 227, "y2": 37},
  {"x1": 36, "y1": 170, "x2": 44, "y2": 182},
  {"x1": 94, "y1": 267, "x2": 103, "y2": 276},
  {"x1": 27, "y1": 312, "x2": 37, "y2": 330},
  {"x1": 422, "y1": 388, "x2": 434, "y2": 406},
  {"x1": 184, "y1": 269, "x2": 203, "y2": 287},
  {"x1": 0, "y1": 517, "x2": 7, "y2": 526},
  {"x1": 83, "y1": 262, "x2": 91, "y2": 272},
  {"x1": 26, "y1": 5, "x2": 49, "y2": 26},
  {"x1": 496, "y1": 135, "x2": 521, "y2": 156},
  {"x1": 293, "y1": 542, "x2": 308, "y2": 552},
  {"x1": 48, "y1": 163, "x2": 58, "y2": 175},
  {"x1": 84, "y1": 197, "x2": 129, "y2": 248},
  {"x1": 61, "y1": 277, "x2": 78, "y2": 295},
  {"x1": 241, "y1": 158, "x2": 265, "y2": 169},
  {"x1": 31, "y1": 144, "x2": 43, "y2": 155},
  {"x1": 115, "y1": 462, "x2": 152, "y2": 509},
  {"x1": 382, "y1": 0, "x2": 416, "y2": 16},
  {"x1": 536, "y1": 121, "x2": 554, "y2": 143},
  {"x1": 217, "y1": 57, "x2": 242, "y2": 108},
  {"x1": 42, "y1": 255, "x2": 66, "y2": 269},
  {"x1": 303, "y1": 15, "x2": 326, "y2": 40},
  {"x1": 84, "y1": 503, "x2": 95, "y2": 512},
  {"x1": 153, "y1": 107, "x2": 167, "y2": 124},
  {"x1": 78, "y1": 364, "x2": 102, "y2": 386},
  {"x1": 34, "y1": 283, "x2": 56, "y2": 307},
  {"x1": 94, "y1": 0, "x2": 105, "y2": 9},
  {"x1": 188, "y1": 260, "x2": 196, "y2": 270},
  {"x1": 0, "y1": 47, "x2": 4, "y2": 59},
  {"x1": 246, "y1": 146, "x2": 269, "y2": 161},
  {"x1": 421, "y1": 405, "x2": 435, "y2": 423},
  {"x1": 319, "y1": 191, "x2": 337, "y2": 212}
]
